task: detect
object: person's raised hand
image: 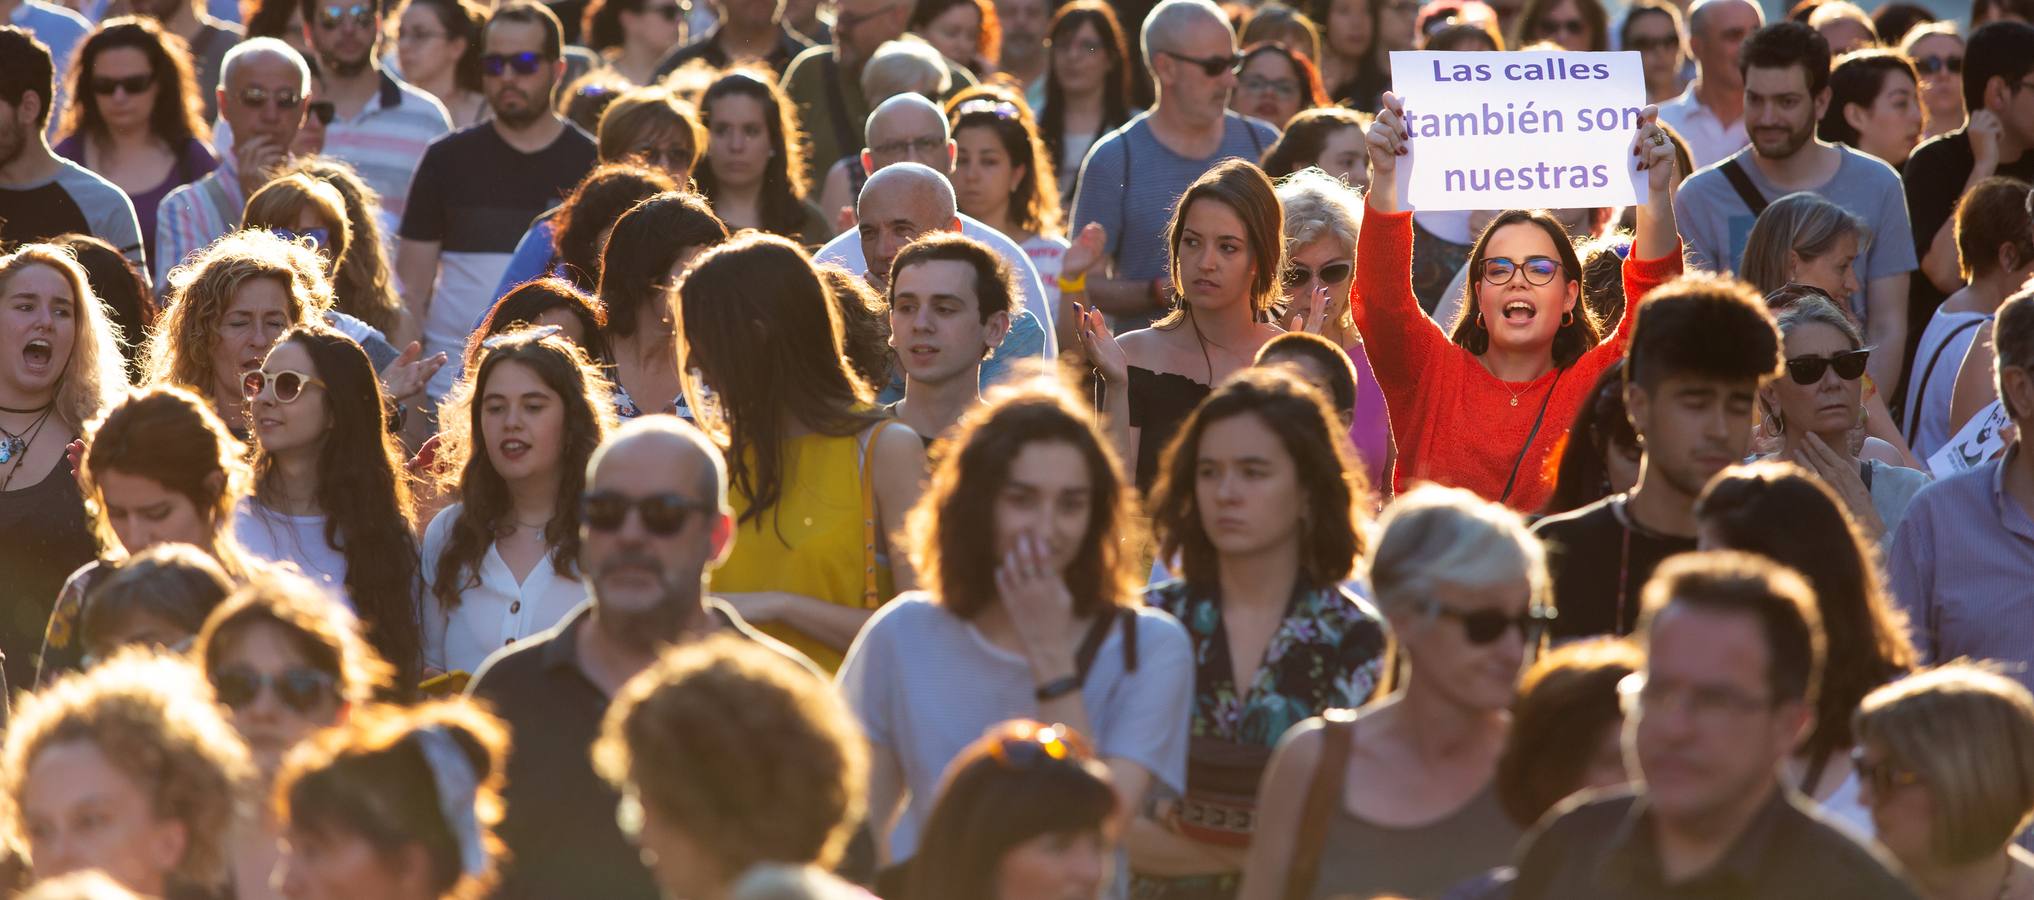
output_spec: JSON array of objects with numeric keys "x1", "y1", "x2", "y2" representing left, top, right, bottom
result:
[
  {"x1": 1970, "y1": 110, "x2": 2004, "y2": 171},
  {"x1": 1366, "y1": 92, "x2": 1408, "y2": 212},
  {"x1": 1064, "y1": 222, "x2": 1107, "y2": 278},
  {"x1": 1629, "y1": 106, "x2": 1675, "y2": 195},
  {"x1": 234, "y1": 133, "x2": 287, "y2": 180},
  {"x1": 379, "y1": 341, "x2": 447, "y2": 403},
  {"x1": 1076, "y1": 302, "x2": 1127, "y2": 384},
  {"x1": 1288, "y1": 283, "x2": 1332, "y2": 335},
  {"x1": 994, "y1": 532, "x2": 1078, "y2": 664}
]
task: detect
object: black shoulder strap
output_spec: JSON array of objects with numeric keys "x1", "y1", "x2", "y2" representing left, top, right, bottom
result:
[
  {"x1": 1859, "y1": 459, "x2": 1875, "y2": 492},
  {"x1": 1720, "y1": 158, "x2": 1769, "y2": 216},
  {"x1": 1905, "y1": 316, "x2": 1987, "y2": 436},
  {"x1": 1073, "y1": 608, "x2": 1137, "y2": 682},
  {"x1": 1500, "y1": 369, "x2": 1565, "y2": 504}
]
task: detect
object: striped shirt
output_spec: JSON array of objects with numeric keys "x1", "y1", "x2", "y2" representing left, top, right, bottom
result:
[
  {"x1": 153, "y1": 159, "x2": 242, "y2": 288},
  {"x1": 1888, "y1": 446, "x2": 2034, "y2": 695},
  {"x1": 323, "y1": 71, "x2": 452, "y2": 222}
]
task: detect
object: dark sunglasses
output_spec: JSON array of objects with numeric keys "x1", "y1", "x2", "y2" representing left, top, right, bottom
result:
[
  {"x1": 1537, "y1": 18, "x2": 1586, "y2": 36},
  {"x1": 1428, "y1": 602, "x2": 1556, "y2": 645},
  {"x1": 1627, "y1": 35, "x2": 1679, "y2": 53},
  {"x1": 482, "y1": 51, "x2": 547, "y2": 76},
  {"x1": 1282, "y1": 261, "x2": 1353, "y2": 288},
  {"x1": 307, "y1": 99, "x2": 336, "y2": 125},
  {"x1": 237, "y1": 86, "x2": 303, "y2": 109},
  {"x1": 642, "y1": 2, "x2": 683, "y2": 20},
  {"x1": 242, "y1": 368, "x2": 328, "y2": 403},
  {"x1": 90, "y1": 74, "x2": 155, "y2": 96},
  {"x1": 1481, "y1": 255, "x2": 1563, "y2": 286},
  {"x1": 214, "y1": 666, "x2": 338, "y2": 714},
  {"x1": 1160, "y1": 49, "x2": 1242, "y2": 77},
  {"x1": 1784, "y1": 349, "x2": 1870, "y2": 385},
  {"x1": 581, "y1": 490, "x2": 715, "y2": 535},
  {"x1": 1913, "y1": 54, "x2": 1963, "y2": 75},
  {"x1": 316, "y1": 2, "x2": 374, "y2": 29},
  {"x1": 1851, "y1": 747, "x2": 1922, "y2": 797}
]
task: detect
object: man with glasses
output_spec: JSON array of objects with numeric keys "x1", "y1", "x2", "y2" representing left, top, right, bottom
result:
[
  {"x1": 1676, "y1": 22, "x2": 1917, "y2": 393},
  {"x1": 1657, "y1": 0, "x2": 1759, "y2": 169},
  {"x1": 1891, "y1": 287, "x2": 2034, "y2": 699},
  {"x1": 1512, "y1": 552, "x2": 1919, "y2": 899},
  {"x1": 1903, "y1": 22, "x2": 2034, "y2": 400},
  {"x1": 0, "y1": 28, "x2": 145, "y2": 278},
  {"x1": 293, "y1": 0, "x2": 450, "y2": 223},
  {"x1": 1536, "y1": 276, "x2": 1782, "y2": 639},
  {"x1": 653, "y1": 0, "x2": 813, "y2": 76},
  {"x1": 781, "y1": 0, "x2": 975, "y2": 190},
  {"x1": 397, "y1": 1, "x2": 597, "y2": 402},
  {"x1": 472, "y1": 415, "x2": 813, "y2": 900},
  {"x1": 154, "y1": 37, "x2": 310, "y2": 287},
  {"x1": 1068, "y1": 0, "x2": 1276, "y2": 328}
]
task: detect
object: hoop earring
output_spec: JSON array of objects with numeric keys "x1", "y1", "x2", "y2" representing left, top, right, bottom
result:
[{"x1": 1561, "y1": 309, "x2": 1575, "y2": 327}]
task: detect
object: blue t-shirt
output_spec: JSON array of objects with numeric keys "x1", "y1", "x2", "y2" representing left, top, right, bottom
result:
[{"x1": 1069, "y1": 111, "x2": 1279, "y2": 287}]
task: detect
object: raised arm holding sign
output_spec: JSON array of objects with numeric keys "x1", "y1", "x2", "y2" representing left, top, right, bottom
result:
[{"x1": 1353, "y1": 74, "x2": 1682, "y2": 512}]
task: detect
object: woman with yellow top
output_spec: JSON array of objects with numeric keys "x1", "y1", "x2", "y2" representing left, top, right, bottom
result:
[{"x1": 673, "y1": 233, "x2": 926, "y2": 670}]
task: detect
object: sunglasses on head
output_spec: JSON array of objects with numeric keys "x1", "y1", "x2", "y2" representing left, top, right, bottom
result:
[
  {"x1": 269, "y1": 226, "x2": 329, "y2": 249},
  {"x1": 581, "y1": 490, "x2": 714, "y2": 535},
  {"x1": 1160, "y1": 49, "x2": 1242, "y2": 77},
  {"x1": 1913, "y1": 54, "x2": 1963, "y2": 75},
  {"x1": 90, "y1": 73, "x2": 155, "y2": 96},
  {"x1": 237, "y1": 86, "x2": 303, "y2": 109},
  {"x1": 307, "y1": 99, "x2": 336, "y2": 125},
  {"x1": 214, "y1": 666, "x2": 337, "y2": 714},
  {"x1": 316, "y1": 2, "x2": 374, "y2": 29},
  {"x1": 1282, "y1": 261, "x2": 1353, "y2": 288},
  {"x1": 1481, "y1": 255, "x2": 1563, "y2": 286},
  {"x1": 242, "y1": 368, "x2": 327, "y2": 403},
  {"x1": 1426, "y1": 601, "x2": 1556, "y2": 645},
  {"x1": 482, "y1": 51, "x2": 547, "y2": 76},
  {"x1": 1850, "y1": 747, "x2": 1922, "y2": 797},
  {"x1": 1784, "y1": 348, "x2": 1870, "y2": 385},
  {"x1": 987, "y1": 723, "x2": 1093, "y2": 769}
]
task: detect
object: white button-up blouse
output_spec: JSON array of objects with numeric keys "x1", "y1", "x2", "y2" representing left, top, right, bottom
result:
[{"x1": 421, "y1": 503, "x2": 589, "y2": 674}]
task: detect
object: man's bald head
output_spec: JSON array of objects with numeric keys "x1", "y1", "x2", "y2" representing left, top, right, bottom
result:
[
  {"x1": 588, "y1": 416, "x2": 729, "y2": 514},
  {"x1": 1688, "y1": 0, "x2": 1761, "y2": 39},
  {"x1": 1142, "y1": 0, "x2": 1232, "y2": 70},
  {"x1": 857, "y1": 163, "x2": 960, "y2": 288},
  {"x1": 862, "y1": 92, "x2": 955, "y2": 175}
]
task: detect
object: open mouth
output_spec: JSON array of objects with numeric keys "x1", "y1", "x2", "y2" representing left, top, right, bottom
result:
[
  {"x1": 499, "y1": 439, "x2": 531, "y2": 460},
  {"x1": 22, "y1": 339, "x2": 51, "y2": 369},
  {"x1": 1502, "y1": 301, "x2": 1536, "y2": 324}
]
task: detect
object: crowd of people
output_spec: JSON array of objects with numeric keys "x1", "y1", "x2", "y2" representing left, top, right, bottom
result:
[{"x1": 3, "y1": 0, "x2": 2034, "y2": 895}]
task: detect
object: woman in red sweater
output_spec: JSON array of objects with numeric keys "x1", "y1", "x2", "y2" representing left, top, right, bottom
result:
[{"x1": 1358, "y1": 91, "x2": 1683, "y2": 511}]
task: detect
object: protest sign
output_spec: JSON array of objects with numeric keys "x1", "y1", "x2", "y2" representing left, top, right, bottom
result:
[
  {"x1": 1929, "y1": 400, "x2": 2013, "y2": 477},
  {"x1": 1388, "y1": 50, "x2": 1651, "y2": 212}
]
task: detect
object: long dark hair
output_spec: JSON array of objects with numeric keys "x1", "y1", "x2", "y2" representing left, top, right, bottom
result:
[
  {"x1": 597, "y1": 191, "x2": 728, "y2": 341},
  {"x1": 469, "y1": 276, "x2": 610, "y2": 369},
  {"x1": 902, "y1": 720, "x2": 1118, "y2": 900},
  {"x1": 1695, "y1": 462, "x2": 1917, "y2": 767},
  {"x1": 62, "y1": 16, "x2": 209, "y2": 145},
  {"x1": 1449, "y1": 209, "x2": 1602, "y2": 367},
  {"x1": 1541, "y1": 359, "x2": 1639, "y2": 515},
  {"x1": 283, "y1": 157, "x2": 406, "y2": 340},
  {"x1": 673, "y1": 234, "x2": 881, "y2": 529},
  {"x1": 551, "y1": 162, "x2": 679, "y2": 292},
  {"x1": 400, "y1": 0, "x2": 487, "y2": 93},
  {"x1": 1159, "y1": 159, "x2": 1285, "y2": 330},
  {"x1": 905, "y1": 376, "x2": 1140, "y2": 621},
  {"x1": 257, "y1": 327, "x2": 422, "y2": 689},
  {"x1": 694, "y1": 69, "x2": 813, "y2": 239},
  {"x1": 1040, "y1": 1, "x2": 1132, "y2": 176},
  {"x1": 1149, "y1": 367, "x2": 1369, "y2": 591},
  {"x1": 51, "y1": 232, "x2": 153, "y2": 382},
  {"x1": 432, "y1": 328, "x2": 615, "y2": 612},
  {"x1": 948, "y1": 84, "x2": 1063, "y2": 238}
]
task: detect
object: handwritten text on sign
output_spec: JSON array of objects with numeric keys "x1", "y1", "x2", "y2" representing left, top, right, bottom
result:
[{"x1": 1389, "y1": 51, "x2": 1650, "y2": 212}]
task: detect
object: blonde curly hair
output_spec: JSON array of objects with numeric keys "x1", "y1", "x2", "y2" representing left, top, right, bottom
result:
[
  {"x1": 0, "y1": 244, "x2": 129, "y2": 434},
  {"x1": 0, "y1": 649, "x2": 254, "y2": 892},
  {"x1": 143, "y1": 229, "x2": 333, "y2": 401}
]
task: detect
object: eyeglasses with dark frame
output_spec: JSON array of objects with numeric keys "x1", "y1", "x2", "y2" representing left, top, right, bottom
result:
[
  {"x1": 1481, "y1": 255, "x2": 1563, "y2": 286},
  {"x1": 236, "y1": 86, "x2": 303, "y2": 110},
  {"x1": 1783, "y1": 348, "x2": 1870, "y2": 385},
  {"x1": 581, "y1": 490, "x2": 717, "y2": 535},
  {"x1": 90, "y1": 74, "x2": 155, "y2": 97},
  {"x1": 1159, "y1": 49, "x2": 1243, "y2": 77},
  {"x1": 1851, "y1": 747, "x2": 1923, "y2": 798},
  {"x1": 214, "y1": 666, "x2": 339, "y2": 714},
  {"x1": 1422, "y1": 600, "x2": 1555, "y2": 645}
]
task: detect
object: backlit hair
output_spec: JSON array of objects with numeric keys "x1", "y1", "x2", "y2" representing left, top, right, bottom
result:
[
  {"x1": 1739, "y1": 192, "x2": 1870, "y2": 295},
  {"x1": 146, "y1": 230, "x2": 332, "y2": 400},
  {"x1": 1854, "y1": 661, "x2": 2034, "y2": 865},
  {"x1": 1451, "y1": 209, "x2": 1599, "y2": 365},
  {"x1": 1161, "y1": 159, "x2": 1285, "y2": 329},
  {"x1": 1494, "y1": 637, "x2": 1644, "y2": 826},
  {"x1": 1368, "y1": 484, "x2": 1547, "y2": 616},
  {"x1": 1637, "y1": 550, "x2": 1824, "y2": 706},
  {"x1": 243, "y1": 173, "x2": 353, "y2": 281},
  {"x1": 279, "y1": 156, "x2": 405, "y2": 339},
  {"x1": 861, "y1": 38, "x2": 953, "y2": 100},
  {"x1": 1953, "y1": 177, "x2": 2034, "y2": 280},
  {"x1": 61, "y1": 16, "x2": 208, "y2": 146},
  {"x1": 946, "y1": 83, "x2": 1063, "y2": 238},
  {"x1": 194, "y1": 569, "x2": 395, "y2": 706},
  {"x1": 81, "y1": 385, "x2": 254, "y2": 572},
  {"x1": 0, "y1": 243, "x2": 128, "y2": 434},
  {"x1": 596, "y1": 86, "x2": 706, "y2": 172},
  {"x1": 0, "y1": 650, "x2": 253, "y2": 893}
]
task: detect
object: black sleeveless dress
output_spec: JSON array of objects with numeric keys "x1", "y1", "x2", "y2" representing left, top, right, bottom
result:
[
  {"x1": 1128, "y1": 366, "x2": 1212, "y2": 493},
  {"x1": 0, "y1": 458, "x2": 98, "y2": 691}
]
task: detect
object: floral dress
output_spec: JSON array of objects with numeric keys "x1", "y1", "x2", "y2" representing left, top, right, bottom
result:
[{"x1": 1132, "y1": 578, "x2": 1389, "y2": 900}]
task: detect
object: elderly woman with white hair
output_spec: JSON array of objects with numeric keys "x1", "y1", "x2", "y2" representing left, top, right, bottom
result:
[
  {"x1": 1236, "y1": 485, "x2": 1552, "y2": 900},
  {"x1": 1274, "y1": 167, "x2": 1394, "y2": 489}
]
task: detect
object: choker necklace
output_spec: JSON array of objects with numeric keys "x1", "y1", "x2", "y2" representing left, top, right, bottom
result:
[{"x1": 0, "y1": 400, "x2": 53, "y2": 415}]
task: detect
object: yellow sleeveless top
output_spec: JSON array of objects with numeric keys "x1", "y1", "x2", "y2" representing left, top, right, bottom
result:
[{"x1": 709, "y1": 427, "x2": 892, "y2": 671}]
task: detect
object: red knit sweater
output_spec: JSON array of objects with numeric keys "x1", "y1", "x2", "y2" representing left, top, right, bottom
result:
[{"x1": 1353, "y1": 208, "x2": 1683, "y2": 512}]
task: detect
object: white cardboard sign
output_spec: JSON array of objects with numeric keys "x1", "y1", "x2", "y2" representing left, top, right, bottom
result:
[
  {"x1": 1929, "y1": 400, "x2": 2013, "y2": 477},
  {"x1": 1388, "y1": 51, "x2": 1651, "y2": 212}
]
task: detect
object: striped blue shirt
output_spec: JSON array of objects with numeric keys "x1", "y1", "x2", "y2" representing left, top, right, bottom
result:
[{"x1": 1888, "y1": 446, "x2": 2034, "y2": 694}]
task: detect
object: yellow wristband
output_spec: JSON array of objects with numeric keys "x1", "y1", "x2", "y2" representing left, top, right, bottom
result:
[{"x1": 1058, "y1": 271, "x2": 1088, "y2": 294}]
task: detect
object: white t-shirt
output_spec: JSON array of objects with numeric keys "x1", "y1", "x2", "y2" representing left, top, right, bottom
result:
[
  {"x1": 835, "y1": 593, "x2": 1192, "y2": 864},
  {"x1": 234, "y1": 499, "x2": 350, "y2": 607},
  {"x1": 420, "y1": 503, "x2": 591, "y2": 674}
]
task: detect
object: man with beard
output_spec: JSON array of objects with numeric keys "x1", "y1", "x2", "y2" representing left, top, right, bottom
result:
[
  {"x1": 1535, "y1": 273, "x2": 1782, "y2": 639},
  {"x1": 397, "y1": 0, "x2": 596, "y2": 402},
  {"x1": 1675, "y1": 21, "x2": 1918, "y2": 391},
  {"x1": 470, "y1": 415, "x2": 816, "y2": 900},
  {"x1": 127, "y1": 0, "x2": 242, "y2": 120},
  {"x1": 0, "y1": 28, "x2": 145, "y2": 277},
  {"x1": 294, "y1": 0, "x2": 450, "y2": 222}
]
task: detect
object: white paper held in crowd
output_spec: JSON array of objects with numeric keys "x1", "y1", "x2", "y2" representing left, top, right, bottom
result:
[{"x1": 1388, "y1": 51, "x2": 1651, "y2": 212}]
